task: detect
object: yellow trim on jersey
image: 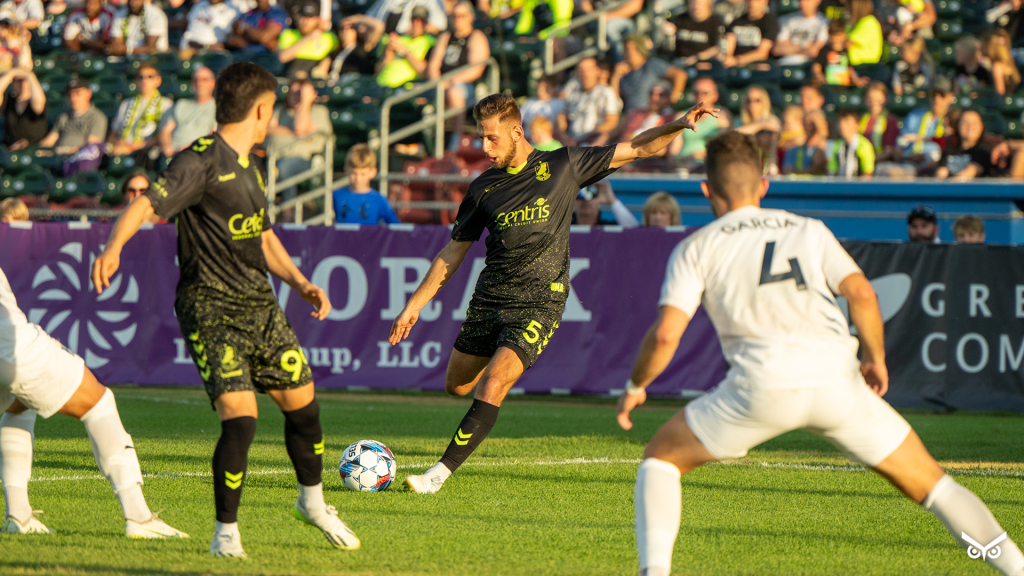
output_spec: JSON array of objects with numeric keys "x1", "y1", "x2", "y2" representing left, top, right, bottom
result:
[
  {"x1": 238, "y1": 155, "x2": 249, "y2": 169},
  {"x1": 506, "y1": 160, "x2": 528, "y2": 174}
]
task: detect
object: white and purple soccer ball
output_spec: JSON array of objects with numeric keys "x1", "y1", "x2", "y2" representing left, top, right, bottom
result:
[{"x1": 338, "y1": 440, "x2": 397, "y2": 492}]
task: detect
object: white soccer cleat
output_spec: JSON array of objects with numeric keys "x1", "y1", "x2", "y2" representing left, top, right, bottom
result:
[
  {"x1": 294, "y1": 498, "x2": 360, "y2": 550},
  {"x1": 126, "y1": 513, "x2": 190, "y2": 539},
  {"x1": 209, "y1": 530, "x2": 247, "y2": 558},
  {"x1": 403, "y1": 472, "x2": 446, "y2": 494},
  {"x1": 2, "y1": 513, "x2": 54, "y2": 534}
]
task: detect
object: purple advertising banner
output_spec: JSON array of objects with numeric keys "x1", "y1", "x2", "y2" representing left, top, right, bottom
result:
[{"x1": 0, "y1": 222, "x2": 726, "y2": 396}]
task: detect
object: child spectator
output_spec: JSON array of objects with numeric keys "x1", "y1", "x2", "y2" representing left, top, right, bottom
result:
[
  {"x1": 953, "y1": 215, "x2": 985, "y2": 244},
  {"x1": 530, "y1": 115, "x2": 562, "y2": 151},
  {"x1": 332, "y1": 143, "x2": 400, "y2": 225},
  {"x1": 277, "y1": 0, "x2": 339, "y2": 78},
  {"x1": 829, "y1": 109, "x2": 875, "y2": 177},
  {"x1": 778, "y1": 105, "x2": 806, "y2": 162},
  {"x1": 953, "y1": 36, "x2": 993, "y2": 93},
  {"x1": 813, "y1": 20, "x2": 867, "y2": 86},
  {"x1": 783, "y1": 109, "x2": 830, "y2": 175},
  {"x1": 642, "y1": 191, "x2": 681, "y2": 227},
  {"x1": 860, "y1": 82, "x2": 901, "y2": 161},
  {"x1": 63, "y1": 0, "x2": 116, "y2": 54},
  {"x1": 0, "y1": 197, "x2": 28, "y2": 222},
  {"x1": 891, "y1": 37, "x2": 933, "y2": 95}
]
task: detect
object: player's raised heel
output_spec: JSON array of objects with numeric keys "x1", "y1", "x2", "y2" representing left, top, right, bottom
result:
[
  {"x1": 126, "y1": 512, "x2": 190, "y2": 539},
  {"x1": 209, "y1": 530, "x2": 247, "y2": 558},
  {"x1": 404, "y1": 472, "x2": 446, "y2": 494},
  {"x1": 2, "y1": 513, "x2": 54, "y2": 534},
  {"x1": 294, "y1": 498, "x2": 360, "y2": 550}
]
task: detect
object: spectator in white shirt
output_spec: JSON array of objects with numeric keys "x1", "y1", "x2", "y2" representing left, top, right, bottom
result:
[
  {"x1": 64, "y1": 0, "x2": 116, "y2": 54},
  {"x1": 559, "y1": 57, "x2": 622, "y2": 146},
  {"x1": 180, "y1": 0, "x2": 241, "y2": 50},
  {"x1": 772, "y1": 0, "x2": 829, "y2": 65},
  {"x1": 365, "y1": 0, "x2": 447, "y2": 35},
  {"x1": 108, "y1": 0, "x2": 169, "y2": 56},
  {"x1": 0, "y1": 0, "x2": 43, "y2": 30},
  {"x1": 159, "y1": 65, "x2": 216, "y2": 157}
]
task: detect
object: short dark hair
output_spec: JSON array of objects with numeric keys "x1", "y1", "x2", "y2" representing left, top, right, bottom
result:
[
  {"x1": 705, "y1": 131, "x2": 763, "y2": 200},
  {"x1": 837, "y1": 108, "x2": 859, "y2": 121},
  {"x1": 215, "y1": 62, "x2": 278, "y2": 125},
  {"x1": 120, "y1": 170, "x2": 151, "y2": 199},
  {"x1": 953, "y1": 215, "x2": 984, "y2": 235},
  {"x1": 473, "y1": 93, "x2": 521, "y2": 127},
  {"x1": 136, "y1": 62, "x2": 158, "y2": 76},
  {"x1": 828, "y1": 19, "x2": 846, "y2": 35}
]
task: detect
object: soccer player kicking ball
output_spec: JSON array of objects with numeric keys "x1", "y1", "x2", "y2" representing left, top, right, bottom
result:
[
  {"x1": 617, "y1": 131, "x2": 1024, "y2": 576},
  {"x1": 92, "y1": 63, "x2": 359, "y2": 558},
  {"x1": 0, "y1": 267, "x2": 187, "y2": 538},
  {"x1": 392, "y1": 94, "x2": 719, "y2": 494}
]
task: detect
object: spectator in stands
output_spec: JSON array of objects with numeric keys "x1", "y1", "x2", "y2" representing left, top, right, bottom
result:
[
  {"x1": 332, "y1": 143, "x2": 400, "y2": 225},
  {"x1": 108, "y1": 63, "x2": 172, "y2": 170},
  {"x1": 0, "y1": 0, "x2": 42, "y2": 30},
  {"x1": 984, "y1": 30, "x2": 1020, "y2": 96},
  {"x1": 0, "y1": 68, "x2": 46, "y2": 151},
  {"x1": 777, "y1": 104, "x2": 805, "y2": 161},
  {"x1": 119, "y1": 170, "x2": 163, "y2": 223},
  {"x1": 891, "y1": 36, "x2": 933, "y2": 95},
  {"x1": 39, "y1": 79, "x2": 107, "y2": 176},
  {"x1": 159, "y1": 65, "x2": 215, "y2": 157},
  {"x1": 723, "y1": 0, "x2": 777, "y2": 68},
  {"x1": 830, "y1": 109, "x2": 875, "y2": 177},
  {"x1": 328, "y1": 15, "x2": 384, "y2": 82},
  {"x1": 936, "y1": 110, "x2": 1021, "y2": 179},
  {"x1": 907, "y1": 205, "x2": 938, "y2": 243},
  {"x1": 860, "y1": 82, "x2": 901, "y2": 162},
  {"x1": 642, "y1": 191, "x2": 681, "y2": 227},
  {"x1": 572, "y1": 182, "x2": 639, "y2": 227},
  {"x1": 365, "y1": 0, "x2": 447, "y2": 36},
  {"x1": 877, "y1": 0, "x2": 913, "y2": 46},
  {"x1": 427, "y1": 1, "x2": 489, "y2": 151},
  {"x1": 772, "y1": 0, "x2": 828, "y2": 66},
  {"x1": 376, "y1": 5, "x2": 434, "y2": 88},
  {"x1": 734, "y1": 85, "x2": 780, "y2": 173},
  {"x1": 669, "y1": 76, "x2": 731, "y2": 171},
  {"x1": 579, "y1": 0, "x2": 642, "y2": 59},
  {"x1": 953, "y1": 216, "x2": 985, "y2": 244},
  {"x1": 611, "y1": 34, "x2": 686, "y2": 113},
  {"x1": 991, "y1": 0, "x2": 1022, "y2": 44},
  {"x1": 278, "y1": 0, "x2": 339, "y2": 78},
  {"x1": 953, "y1": 37, "x2": 994, "y2": 93},
  {"x1": 611, "y1": 82, "x2": 672, "y2": 146},
  {"x1": 521, "y1": 76, "x2": 564, "y2": 141},
  {"x1": 530, "y1": 115, "x2": 562, "y2": 151},
  {"x1": 896, "y1": 0, "x2": 936, "y2": 41},
  {"x1": 560, "y1": 56, "x2": 621, "y2": 146},
  {"x1": 506, "y1": 0, "x2": 573, "y2": 38},
  {"x1": 669, "y1": 0, "x2": 725, "y2": 67},
  {"x1": 898, "y1": 83, "x2": 953, "y2": 167},
  {"x1": 267, "y1": 77, "x2": 333, "y2": 212},
  {"x1": 0, "y1": 19, "x2": 30, "y2": 73},
  {"x1": 108, "y1": 0, "x2": 169, "y2": 56},
  {"x1": 800, "y1": 83, "x2": 825, "y2": 115},
  {"x1": 226, "y1": 0, "x2": 287, "y2": 59},
  {"x1": 179, "y1": 0, "x2": 241, "y2": 51},
  {"x1": 782, "y1": 109, "x2": 829, "y2": 174},
  {"x1": 0, "y1": 197, "x2": 27, "y2": 222},
  {"x1": 714, "y1": 0, "x2": 746, "y2": 27},
  {"x1": 813, "y1": 20, "x2": 868, "y2": 87},
  {"x1": 846, "y1": 0, "x2": 882, "y2": 65},
  {"x1": 64, "y1": 0, "x2": 115, "y2": 54}
]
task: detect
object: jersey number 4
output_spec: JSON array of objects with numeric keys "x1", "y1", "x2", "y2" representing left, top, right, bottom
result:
[{"x1": 759, "y1": 241, "x2": 807, "y2": 290}]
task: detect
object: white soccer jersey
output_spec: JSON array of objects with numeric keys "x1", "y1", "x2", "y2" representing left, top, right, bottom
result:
[
  {"x1": 63, "y1": 7, "x2": 116, "y2": 43},
  {"x1": 180, "y1": 0, "x2": 242, "y2": 49},
  {"x1": 110, "y1": 3, "x2": 169, "y2": 51},
  {"x1": 1, "y1": 267, "x2": 49, "y2": 378},
  {"x1": 659, "y1": 206, "x2": 863, "y2": 389}
]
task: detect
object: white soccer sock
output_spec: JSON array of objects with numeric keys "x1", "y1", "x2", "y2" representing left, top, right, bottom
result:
[
  {"x1": 299, "y1": 482, "x2": 326, "y2": 511},
  {"x1": 0, "y1": 410, "x2": 36, "y2": 522},
  {"x1": 427, "y1": 462, "x2": 451, "y2": 481},
  {"x1": 923, "y1": 474, "x2": 1024, "y2": 576},
  {"x1": 80, "y1": 389, "x2": 152, "y2": 523},
  {"x1": 635, "y1": 458, "x2": 682, "y2": 576},
  {"x1": 215, "y1": 520, "x2": 240, "y2": 537}
]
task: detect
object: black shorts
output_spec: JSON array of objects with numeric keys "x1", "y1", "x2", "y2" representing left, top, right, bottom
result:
[
  {"x1": 176, "y1": 296, "x2": 313, "y2": 403},
  {"x1": 452, "y1": 302, "x2": 565, "y2": 370}
]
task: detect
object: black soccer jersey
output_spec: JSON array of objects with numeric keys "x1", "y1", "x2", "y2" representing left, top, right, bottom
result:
[
  {"x1": 451, "y1": 145, "x2": 616, "y2": 306},
  {"x1": 144, "y1": 132, "x2": 275, "y2": 307}
]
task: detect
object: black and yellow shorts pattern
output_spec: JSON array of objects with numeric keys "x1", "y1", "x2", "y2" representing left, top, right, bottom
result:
[
  {"x1": 453, "y1": 302, "x2": 565, "y2": 370},
  {"x1": 176, "y1": 298, "x2": 313, "y2": 402}
]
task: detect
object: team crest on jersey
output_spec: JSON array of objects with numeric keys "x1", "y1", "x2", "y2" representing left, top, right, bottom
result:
[{"x1": 535, "y1": 162, "x2": 551, "y2": 181}]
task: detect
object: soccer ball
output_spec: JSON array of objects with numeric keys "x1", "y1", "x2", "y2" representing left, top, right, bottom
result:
[{"x1": 338, "y1": 440, "x2": 397, "y2": 492}]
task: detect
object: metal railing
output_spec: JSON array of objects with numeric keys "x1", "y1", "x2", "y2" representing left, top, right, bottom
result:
[
  {"x1": 542, "y1": 0, "x2": 636, "y2": 75},
  {"x1": 267, "y1": 131, "x2": 336, "y2": 225},
  {"x1": 378, "y1": 58, "x2": 501, "y2": 196}
]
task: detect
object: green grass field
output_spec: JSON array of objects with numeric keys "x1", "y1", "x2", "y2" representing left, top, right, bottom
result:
[{"x1": 2, "y1": 386, "x2": 1022, "y2": 576}]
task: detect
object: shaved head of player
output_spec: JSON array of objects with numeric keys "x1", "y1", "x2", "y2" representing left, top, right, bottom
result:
[
  {"x1": 390, "y1": 93, "x2": 720, "y2": 494},
  {"x1": 617, "y1": 130, "x2": 1024, "y2": 576},
  {"x1": 92, "y1": 63, "x2": 360, "y2": 558}
]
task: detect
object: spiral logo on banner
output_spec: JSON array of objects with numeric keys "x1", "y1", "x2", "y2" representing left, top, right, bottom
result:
[{"x1": 24, "y1": 242, "x2": 140, "y2": 369}]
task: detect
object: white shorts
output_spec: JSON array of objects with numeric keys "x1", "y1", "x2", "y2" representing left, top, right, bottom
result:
[
  {"x1": 0, "y1": 329, "x2": 85, "y2": 419},
  {"x1": 685, "y1": 375, "x2": 912, "y2": 467}
]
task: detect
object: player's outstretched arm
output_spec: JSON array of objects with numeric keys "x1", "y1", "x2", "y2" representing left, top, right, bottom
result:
[
  {"x1": 840, "y1": 273, "x2": 889, "y2": 397},
  {"x1": 261, "y1": 229, "x2": 332, "y2": 320},
  {"x1": 389, "y1": 239, "x2": 473, "y2": 345},
  {"x1": 91, "y1": 196, "x2": 157, "y2": 294},
  {"x1": 609, "y1": 102, "x2": 720, "y2": 169},
  {"x1": 617, "y1": 305, "x2": 690, "y2": 430}
]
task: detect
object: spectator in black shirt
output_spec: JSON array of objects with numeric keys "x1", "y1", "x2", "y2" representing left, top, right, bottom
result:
[
  {"x1": 724, "y1": 0, "x2": 778, "y2": 68},
  {"x1": 670, "y1": 0, "x2": 725, "y2": 67},
  {"x1": 953, "y1": 37, "x2": 994, "y2": 93},
  {"x1": 891, "y1": 37, "x2": 933, "y2": 95},
  {"x1": 714, "y1": 0, "x2": 746, "y2": 26},
  {"x1": 984, "y1": 29, "x2": 1020, "y2": 96},
  {"x1": 0, "y1": 68, "x2": 46, "y2": 151},
  {"x1": 936, "y1": 110, "x2": 1010, "y2": 179},
  {"x1": 328, "y1": 15, "x2": 384, "y2": 82},
  {"x1": 991, "y1": 0, "x2": 1022, "y2": 44}
]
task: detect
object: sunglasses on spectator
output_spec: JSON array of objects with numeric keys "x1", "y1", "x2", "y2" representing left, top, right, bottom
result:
[
  {"x1": 127, "y1": 186, "x2": 148, "y2": 193},
  {"x1": 137, "y1": 74, "x2": 159, "y2": 80},
  {"x1": 746, "y1": 97, "x2": 764, "y2": 103}
]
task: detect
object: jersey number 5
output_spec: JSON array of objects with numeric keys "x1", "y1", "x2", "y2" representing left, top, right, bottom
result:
[{"x1": 759, "y1": 241, "x2": 807, "y2": 290}]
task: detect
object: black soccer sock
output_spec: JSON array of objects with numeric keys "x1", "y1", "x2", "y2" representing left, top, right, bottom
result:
[
  {"x1": 438, "y1": 399, "x2": 500, "y2": 473},
  {"x1": 212, "y1": 416, "x2": 257, "y2": 524},
  {"x1": 283, "y1": 399, "x2": 324, "y2": 487}
]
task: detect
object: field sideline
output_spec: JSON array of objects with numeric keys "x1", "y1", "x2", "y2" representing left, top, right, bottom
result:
[{"x1": 2, "y1": 386, "x2": 1022, "y2": 576}]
